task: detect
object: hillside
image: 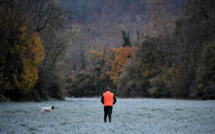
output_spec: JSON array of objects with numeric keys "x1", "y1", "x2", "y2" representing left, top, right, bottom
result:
[{"x1": 59, "y1": 0, "x2": 186, "y2": 24}]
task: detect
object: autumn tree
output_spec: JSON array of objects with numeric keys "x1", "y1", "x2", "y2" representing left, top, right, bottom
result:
[
  {"x1": 107, "y1": 46, "x2": 134, "y2": 88},
  {"x1": 23, "y1": 0, "x2": 68, "y2": 100},
  {"x1": 0, "y1": 5, "x2": 44, "y2": 101},
  {"x1": 0, "y1": 0, "x2": 67, "y2": 101},
  {"x1": 118, "y1": 35, "x2": 176, "y2": 98}
]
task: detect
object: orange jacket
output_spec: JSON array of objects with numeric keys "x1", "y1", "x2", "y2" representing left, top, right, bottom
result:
[{"x1": 103, "y1": 91, "x2": 114, "y2": 106}]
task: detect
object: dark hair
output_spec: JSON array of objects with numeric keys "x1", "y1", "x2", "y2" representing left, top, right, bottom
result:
[{"x1": 107, "y1": 87, "x2": 110, "y2": 91}]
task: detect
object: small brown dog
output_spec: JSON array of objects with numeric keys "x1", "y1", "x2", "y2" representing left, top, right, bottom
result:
[{"x1": 39, "y1": 104, "x2": 55, "y2": 113}]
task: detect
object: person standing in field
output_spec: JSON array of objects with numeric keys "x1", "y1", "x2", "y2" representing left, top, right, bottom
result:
[{"x1": 101, "y1": 87, "x2": 117, "y2": 123}]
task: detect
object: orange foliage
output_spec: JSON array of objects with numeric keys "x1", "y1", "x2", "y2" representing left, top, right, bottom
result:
[{"x1": 107, "y1": 47, "x2": 134, "y2": 85}]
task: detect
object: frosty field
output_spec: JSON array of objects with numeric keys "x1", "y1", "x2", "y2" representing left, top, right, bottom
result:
[{"x1": 0, "y1": 98, "x2": 215, "y2": 134}]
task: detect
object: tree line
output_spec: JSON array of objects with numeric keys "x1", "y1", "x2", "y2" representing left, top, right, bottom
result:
[
  {"x1": 0, "y1": 0, "x2": 214, "y2": 101},
  {"x1": 66, "y1": 0, "x2": 215, "y2": 99}
]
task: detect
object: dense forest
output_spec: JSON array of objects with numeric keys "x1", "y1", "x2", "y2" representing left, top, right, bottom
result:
[{"x1": 0, "y1": 0, "x2": 215, "y2": 101}]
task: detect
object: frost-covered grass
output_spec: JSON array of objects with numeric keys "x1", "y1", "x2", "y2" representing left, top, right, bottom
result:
[{"x1": 0, "y1": 98, "x2": 215, "y2": 134}]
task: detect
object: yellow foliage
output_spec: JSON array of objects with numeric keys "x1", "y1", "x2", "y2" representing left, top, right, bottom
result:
[
  {"x1": 88, "y1": 48, "x2": 105, "y2": 62},
  {"x1": 29, "y1": 33, "x2": 45, "y2": 64},
  {"x1": 19, "y1": 26, "x2": 27, "y2": 32},
  {"x1": 0, "y1": 6, "x2": 44, "y2": 96},
  {"x1": 15, "y1": 59, "x2": 39, "y2": 94},
  {"x1": 14, "y1": 26, "x2": 44, "y2": 94}
]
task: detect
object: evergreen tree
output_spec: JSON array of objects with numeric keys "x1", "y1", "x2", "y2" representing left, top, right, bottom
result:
[{"x1": 122, "y1": 30, "x2": 131, "y2": 47}]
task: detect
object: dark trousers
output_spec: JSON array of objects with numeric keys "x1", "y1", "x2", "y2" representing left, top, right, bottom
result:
[{"x1": 104, "y1": 106, "x2": 113, "y2": 122}]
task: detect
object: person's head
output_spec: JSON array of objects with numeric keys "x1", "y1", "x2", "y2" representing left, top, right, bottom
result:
[{"x1": 106, "y1": 87, "x2": 110, "y2": 91}]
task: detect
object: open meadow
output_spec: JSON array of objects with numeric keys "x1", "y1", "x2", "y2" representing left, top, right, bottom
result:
[{"x1": 0, "y1": 98, "x2": 215, "y2": 134}]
